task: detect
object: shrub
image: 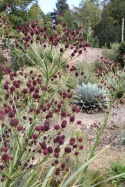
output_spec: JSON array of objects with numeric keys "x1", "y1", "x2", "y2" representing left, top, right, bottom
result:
[
  {"x1": 102, "y1": 42, "x2": 120, "y2": 62},
  {"x1": 117, "y1": 130, "x2": 125, "y2": 146},
  {"x1": 73, "y1": 82, "x2": 110, "y2": 113},
  {"x1": 100, "y1": 70, "x2": 125, "y2": 100},
  {"x1": 117, "y1": 42, "x2": 125, "y2": 67},
  {"x1": 0, "y1": 53, "x2": 7, "y2": 81},
  {"x1": 0, "y1": 13, "x2": 13, "y2": 38},
  {"x1": 108, "y1": 161, "x2": 125, "y2": 186},
  {"x1": 76, "y1": 62, "x2": 98, "y2": 84}
]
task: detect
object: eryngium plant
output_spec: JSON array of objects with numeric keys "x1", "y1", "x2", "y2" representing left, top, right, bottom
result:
[
  {"x1": 9, "y1": 20, "x2": 87, "y2": 74},
  {"x1": 73, "y1": 82, "x2": 110, "y2": 113},
  {"x1": 0, "y1": 68, "x2": 84, "y2": 186}
]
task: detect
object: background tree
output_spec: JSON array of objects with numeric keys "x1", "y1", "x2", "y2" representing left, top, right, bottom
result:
[
  {"x1": 94, "y1": 0, "x2": 125, "y2": 47},
  {"x1": 0, "y1": 0, "x2": 43, "y2": 26},
  {"x1": 53, "y1": 9, "x2": 78, "y2": 30},
  {"x1": 50, "y1": 0, "x2": 69, "y2": 24},
  {"x1": 27, "y1": 3, "x2": 44, "y2": 25},
  {"x1": 72, "y1": 0, "x2": 101, "y2": 42},
  {"x1": 55, "y1": 0, "x2": 69, "y2": 15},
  {"x1": 73, "y1": 0, "x2": 101, "y2": 28}
]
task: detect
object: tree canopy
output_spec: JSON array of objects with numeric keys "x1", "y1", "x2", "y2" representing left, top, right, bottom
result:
[
  {"x1": 55, "y1": 0, "x2": 69, "y2": 15},
  {"x1": 0, "y1": 0, "x2": 43, "y2": 26},
  {"x1": 94, "y1": 0, "x2": 125, "y2": 46}
]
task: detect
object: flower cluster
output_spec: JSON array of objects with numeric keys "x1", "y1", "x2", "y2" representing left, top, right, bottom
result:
[
  {"x1": 0, "y1": 68, "x2": 84, "y2": 183},
  {"x1": 94, "y1": 57, "x2": 120, "y2": 77},
  {"x1": 12, "y1": 21, "x2": 89, "y2": 59}
]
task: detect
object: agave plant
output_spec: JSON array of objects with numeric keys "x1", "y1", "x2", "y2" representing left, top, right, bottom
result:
[{"x1": 74, "y1": 82, "x2": 110, "y2": 112}]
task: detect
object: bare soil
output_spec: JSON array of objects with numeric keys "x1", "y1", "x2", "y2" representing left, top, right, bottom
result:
[
  {"x1": 75, "y1": 103, "x2": 125, "y2": 169},
  {"x1": 64, "y1": 47, "x2": 102, "y2": 67},
  {"x1": 0, "y1": 45, "x2": 102, "y2": 67}
]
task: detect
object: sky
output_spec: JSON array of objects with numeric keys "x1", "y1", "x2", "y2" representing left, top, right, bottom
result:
[{"x1": 38, "y1": 0, "x2": 81, "y2": 14}]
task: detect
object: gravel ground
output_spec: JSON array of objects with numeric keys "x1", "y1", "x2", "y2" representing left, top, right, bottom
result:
[
  {"x1": 64, "y1": 47, "x2": 102, "y2": 66},
  {"x1": 75, "y1": 103, "x2": 125, "y2": 169}
]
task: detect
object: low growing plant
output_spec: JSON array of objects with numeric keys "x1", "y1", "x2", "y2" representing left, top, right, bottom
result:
[
  {"x1": 0, "y1": 53, "x2": 7, "y2": 81},
  {"x1": 117, "y1": 42, "x2": 125, "y2": 67},
  {"x1": 92, "y1": 60, "x2": 106, "y2": 77},
  {"x1": 100, "y1": 70, "x2": 125, "y2": 100},
  {"x1": 107, "y1": 161, "x2": 125, "y2": 186},
  {"x1": 73, "y1": 82, "x2": 110, "y2": 113},
  {"x1": 102, "y1": 42, "x2": 120, "y2": 62},
  {"x1": 117, "y1": 130, "x2": 125, "y2": 146}
]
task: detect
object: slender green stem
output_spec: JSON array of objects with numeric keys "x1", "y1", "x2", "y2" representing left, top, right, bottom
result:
[
  {"x1": 39, "y1": 78, "x2": 49, "y2": 106},
  {"x1": 5, "y1": 179, "x2": 11, "y2": 187},
  {"x1": 83, "y1": 95, "x2": 116, "y2": 178},
  {"x1": 28, "y1": 77, "x2": 49, "y2": 138}
]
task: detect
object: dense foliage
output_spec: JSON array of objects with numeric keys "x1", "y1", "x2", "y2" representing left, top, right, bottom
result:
[
  {"x1": 94, "y1": 0, "x2": 125, "y2": 47},
  {"x1": 0, "y1": 0, "x2": 43, "y2": 27}
]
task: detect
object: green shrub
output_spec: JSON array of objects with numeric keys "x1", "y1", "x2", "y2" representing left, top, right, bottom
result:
[
  {"x1": 102, "y1": 42, "x2": 120, "y2": 62},
  {"x1": 73, "y1": 82, "x2": 110, "y2": 113},
  {"x1": 117, "y1": 42, "x2": 125, "y2": 67},
  {"x1": 108, "y1": 161, "x2": 125, "y2": 186},
  {"x1": 76, "y1": 62, "x2": 98, "y2": 84},
  {"x1": 117, "y1": 130, "x2": 125, "y2": 146},
  {"x1": 103, "y1": 70, "x2": 125, "y2": 99},
  {"x1": 0, "y1": 53, "x2": 7, "y2": 64},
  {"x1": 88, "y1": 34, "x2": 100, "y2": 48},
  {"x1": 0, "y1": 53, "x2": 7, "y2": 81}
]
